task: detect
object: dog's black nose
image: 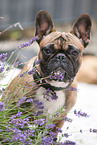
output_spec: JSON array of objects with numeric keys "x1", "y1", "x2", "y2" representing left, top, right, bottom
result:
[{"x1": 56, "y1": 53, "x2": 66, "y2": 61}]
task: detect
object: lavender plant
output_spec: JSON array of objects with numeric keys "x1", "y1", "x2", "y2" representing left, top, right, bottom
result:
[
  {"x1": 0, "y1": 23, "x2": 96, "y2": 145},
  {"x1": 0, "y1": 23, "x2": 74, "y2": 145}
]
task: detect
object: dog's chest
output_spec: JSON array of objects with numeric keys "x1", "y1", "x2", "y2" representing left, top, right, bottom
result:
[{"x1": 36, "y1": 87, "x2": 66, "y2": 115}]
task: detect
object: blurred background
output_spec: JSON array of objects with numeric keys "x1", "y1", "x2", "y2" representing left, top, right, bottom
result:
[
  {"x1": 0, "y1": 0, "x2": 97, "y2": 68},
  {"x1": 0, "y1": 1, "x2": 97, "y2": 144}
]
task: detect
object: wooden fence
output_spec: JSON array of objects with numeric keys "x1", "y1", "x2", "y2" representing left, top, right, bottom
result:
[{"x1": 0, "y1": 0, "x2": 97, "y2": 29}]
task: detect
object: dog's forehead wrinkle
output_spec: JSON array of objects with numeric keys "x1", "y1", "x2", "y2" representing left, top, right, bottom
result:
[
  {"x1": 40, "y1": 31, "x2": 84, "y2": 51},
  {"x1": 54, "y1": 37, "x2": 80, "y2": 51},
  {"x1": 53, "y1": 39, "x2": 67, "y2": 50},
  {"x1": 68, "y1": 44, "x2": 80, "y2": 51}
]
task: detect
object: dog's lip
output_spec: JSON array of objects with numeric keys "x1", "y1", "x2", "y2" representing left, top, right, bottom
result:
[
  {"x1": 52, "y1": 67, "x2": 74, "y2": 79},
  {"x1": 50, "y1": 69, "x2": 72, "y2": 82}
]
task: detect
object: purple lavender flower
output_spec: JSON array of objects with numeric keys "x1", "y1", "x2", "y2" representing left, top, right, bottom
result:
[
  {"x1": 23, "y1": 140, "x2": 32, "y2": 144},
  {"x1": 45, "y1": 124, "x2": 55, "y2": 129},
  {"x1": 63, "y1": 133, "x2": 70, "y2": 138},
  {"x1": 34, "y1": 118, "x2": 45, "y2": 126},
  {"x1": 63, "y1": 116, "x2": 72, "y2": 123},
  {"x1": 70, "y1": 87, "x2": 77, "y2": 91},
  {"x1": 51, "y1": 93, "x2": 58, "y2": 100},
  {"x1": 74, "y1": 109, "x2": 90, "y2": 118},
  {"x1": 32, "y1": 110, "x2": 43, "y2": 116},
  {"x1": 20, "y1": 73, "x2": 24, "y2": 77},
  {"x1": 18, "y1": 36, "x2": 39, "y2": 49},
  {"x1": 18, "y1": 42, "x2": 29, "y2": 49},
  {"x1": 42, "y1": 136, "x2": 55, "y2": 145},
  {"x1": 43, "y1": 89, "x2": 58, "y2": 101},
  {"x1": 13, "y1": 127, "x2": 21, "y2": 134},
  {"x1": 56, "y1": 127, "x2": 62, "y2": 133},
  {"x1": 10, "y1": 118, "x2": 25, "y2": 128},
  {"x1": 24, "y1": 129, "x2": 35, "y2": 137},
  {"x1": 24, "y1": 86, "x2": 28, "y2": 88},
  {"x1": 58, "y1": 140, "x2": 76, "y2": 145},
  {"x1": 28, "y1": 68, "x2": 36, "y2": 75},
  {"x1": 0, "y1": 53, "x2": 7, "y2": 62},
  {"x1": 35, "y1": 59, "x2": 41, "y2": 65},
  {"x1": 7, "y1": 127, "x2": 33, "y2": 144},
  {"x1": 49, "y1": 131, "x2": 57, "y2": 137},
  {"x1": 17, "y1": 97, "x2": 26, "y2": 107},
  {"x1": 13, "y1": 61, "x2": 19, "y2": 67},
  {"x1": 11, "y1": 132, "x2": 26, "y2": 142},
  {"x1": 11, "y1": 115, "x2": 16, "y2": 120},
  {"x1": 34, "y1": 100, "x2": 44, "y2": 110},
  {"x1": 29, "y1": 36, "x2": 39, "y2": 44},
  {"x1": 3, "y1": 138, "x2": 9, "y2": 142},
  {"x1": 64, "y1": 140, "x2": 76, "y2": 145},
  {"x1": 0, "y1": 64, "x2": 4, "y2": 73},
  {"x1": 0, "y1": 102, "x2": 5, "y2": 111},
  {"x1": 27, "y1": 98, "x2": 33, "y2": 103},
  {"x1": 6, "y1": 126, "x2": 13, "y2": 132},
  {"x1": 90, "y1": 128, "x2": 97, "y2": 133},
  {"x1": 8, "y1": 127, "x2": 33, "y2": 144},
  {"x1": 23, "y1": 117, "x2": 31, "y2": 124},
  {"x1": 26, "y1": 81, "x2": 30, "y2": 83},
  {"x1": 50, "y1": 72, "x2": 64, "y2": 81},
  {"x1": 66, "y1": 87, "x2": 78, "y2": 92},
  {"x1": 0, "y1": 129, "x2": 2, "y2": 132},
  {"x1": 16, "y1": 111, "x2": 22, "y2": 117},
  {"x1": 2, "y1": 88, "x2": 5, "y2": 91},
  {"x1": 10, "y1": 117, "x2": 30, "y2": 129},
  {"x1": 43, "y1": 88, "x2": 52, "y2": 101}
]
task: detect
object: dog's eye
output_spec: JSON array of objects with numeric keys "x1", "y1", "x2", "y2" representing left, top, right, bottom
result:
[
  {"x1": 67, "y1": 45, "x2": 80, "y2": 57},
  {"x1": 71, "y1": 51, "x2": 78, "y2": 56},
  {"x1": 44, "y1": 48, "x2": 51, "y2": 54},
  {"x1": 43, "y1": 44, "x2": 55, "y2": 55}
]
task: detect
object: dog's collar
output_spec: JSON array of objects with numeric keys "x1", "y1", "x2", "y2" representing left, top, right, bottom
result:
[{"x1": 33, "y1": 58, "x2": 74, "y2": 91}]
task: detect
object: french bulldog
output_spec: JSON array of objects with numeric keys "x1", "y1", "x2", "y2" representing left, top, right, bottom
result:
[{"x1": 4, "y1": 10, "x2": 92, "y2": 130}]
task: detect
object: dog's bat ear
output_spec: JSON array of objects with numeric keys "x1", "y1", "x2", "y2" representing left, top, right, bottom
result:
[
  {"x1": 35, "y1": 10, "x2": 55, "y2": 43},
  {"x1": 70, "y1": 14, "x2": 92, "y2": 48}
]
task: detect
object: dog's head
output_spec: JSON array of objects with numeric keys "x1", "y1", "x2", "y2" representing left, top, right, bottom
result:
[{"x1": 35, "y1": 10, "x2": 92, "y2": 83}]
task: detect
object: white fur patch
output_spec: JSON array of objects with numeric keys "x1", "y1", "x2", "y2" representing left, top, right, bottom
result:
[
  {"x1": 47, "y1": 80, "x2": 69, "y2": 88},
  {"x1": 36, "y1": 87, "x2": 65, "y2": 115}
]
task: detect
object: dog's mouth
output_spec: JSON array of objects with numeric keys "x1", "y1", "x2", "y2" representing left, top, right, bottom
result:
[{"x1": 49, "y1": 67, "x2": 73, "y2": 82}]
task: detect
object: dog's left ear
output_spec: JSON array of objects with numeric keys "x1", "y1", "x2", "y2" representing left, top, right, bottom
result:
[
  {"x1": 35, "y1": 10, "x2": 55, "y2": 43},
  {"x1": 71, "y1": 14, "x2": 92, "y2": 48}
]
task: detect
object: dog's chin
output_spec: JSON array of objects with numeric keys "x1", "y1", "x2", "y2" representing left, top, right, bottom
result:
[{"x1": 54, "y1": 67, "x2": 66, "y2": 74}]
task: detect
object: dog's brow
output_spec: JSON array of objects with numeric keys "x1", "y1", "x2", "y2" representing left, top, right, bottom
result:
[
  {"x1": 40, "y1": 32, "x2": 62, "y2": 48},
  {"x1": 40, "y1": 32, "x2": 84, "y2": 50}
]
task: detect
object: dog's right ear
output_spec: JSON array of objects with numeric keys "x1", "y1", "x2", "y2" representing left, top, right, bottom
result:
[
  {"x1": 35, "y1": 10, "x2": 55, "y2": 43},
  {"x1": 70, "y1": 14, "x2": 92, "y2": 48}
]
